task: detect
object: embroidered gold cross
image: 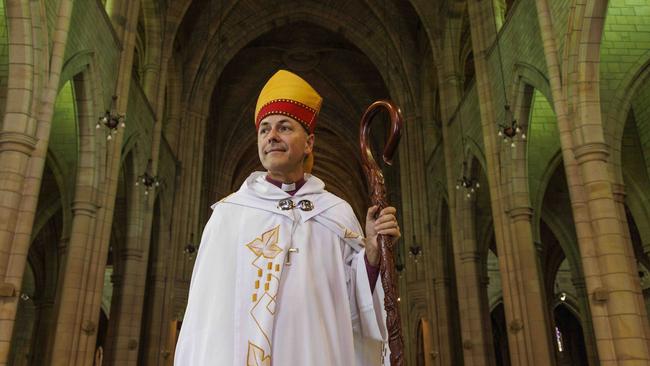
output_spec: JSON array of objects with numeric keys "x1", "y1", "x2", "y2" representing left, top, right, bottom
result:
[{"x1": 285, "y1": 248, "x2": 299, "y2": 266}]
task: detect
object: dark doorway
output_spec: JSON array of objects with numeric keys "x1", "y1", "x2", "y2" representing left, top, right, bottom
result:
[
  {"x1": 554, "y1": 304, "x2": 588, "y2": 365},
  {"x1": 491, "y1": 302, "x2": 511, "y2": 366}
]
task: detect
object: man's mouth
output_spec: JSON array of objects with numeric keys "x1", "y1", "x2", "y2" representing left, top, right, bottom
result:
[{"x1": 265, "y1": 147, "x2": 286, "y2": 154}]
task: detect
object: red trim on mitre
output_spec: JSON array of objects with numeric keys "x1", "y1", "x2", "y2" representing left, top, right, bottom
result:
[{"x1": 255, "y1": 99, "x2": 318, "y2": 133}]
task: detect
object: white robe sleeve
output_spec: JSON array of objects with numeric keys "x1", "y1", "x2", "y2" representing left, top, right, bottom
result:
[{"x1": 344, "y1": 245, "x2": 388, "y2": 342}]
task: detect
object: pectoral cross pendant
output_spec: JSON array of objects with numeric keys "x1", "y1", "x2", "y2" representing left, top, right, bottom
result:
[{"x1": 285, "y1": 247, "x2": 299, "y2": 266}]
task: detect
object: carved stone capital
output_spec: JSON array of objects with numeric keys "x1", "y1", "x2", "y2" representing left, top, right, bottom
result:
[
  {"x1": 573, "y1": 142, "x2": 610, "y2": 164},
  {"x1": 120, "y1": 248, "x2": 143, "y2": 260},
  {"x1": 508, "y1": 206, "x2": 533, "y2": 221},
  {"x1": 611, "y1": 183, "x2": 626, "y2": 203},
  {"x1": 433, "y1": 277, "x2": 450, "y2": 286},
  {"x1": 442, "y1": 73, "x2": 461, "y2": 84},
  {"x1": 459, "y1": 251, "x2": 480, "y2": 262},
  {"x1": 0, "y1": 131, "x2": 37, "y2": 155},
  {"x1": 72, "y1": 200, "x2": 99, "y2": 217}
]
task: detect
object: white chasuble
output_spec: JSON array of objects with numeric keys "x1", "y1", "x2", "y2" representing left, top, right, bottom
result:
[{"x1": 174, "y1": 172, "x2": 388, "y2": 366}]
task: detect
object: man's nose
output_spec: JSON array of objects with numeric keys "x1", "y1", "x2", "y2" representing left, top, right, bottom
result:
[{"x1": 266, "y1": 127, "x2": 280, "y2": 142}]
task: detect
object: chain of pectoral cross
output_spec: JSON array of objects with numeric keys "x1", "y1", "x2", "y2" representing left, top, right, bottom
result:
[{"x1": 277, "y1": 198, "x2": 313, "y2": 266}]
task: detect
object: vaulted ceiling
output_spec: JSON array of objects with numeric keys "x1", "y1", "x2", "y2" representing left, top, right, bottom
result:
[{"x1": 169, "y1": 0, "x2": 439, "y2": 217}]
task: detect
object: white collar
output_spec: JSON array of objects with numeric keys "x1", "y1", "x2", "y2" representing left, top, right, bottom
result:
[
  {"x1": 281, "y1": 182, "x2": 296, "y2": 191},
  {"x1": 244, "y1": 172, "x2": 325, "y2": 199}
]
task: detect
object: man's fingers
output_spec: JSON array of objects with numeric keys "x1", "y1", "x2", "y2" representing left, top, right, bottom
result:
[
  {"x1": 374, "y1": 214, "x2": 396, "y2": 225},
  {"x1": 377, "y1": 228, "x2": 401, "y2": 238},
  {"x1": 366, "y1": 205, "x2": 379, "y2": 219},
  {"x1": 374, "y1": 220, "x2": 399, "y2": 231},
  {"x1": 379, "y1": 206, "x2": 397, "y2": 216}
]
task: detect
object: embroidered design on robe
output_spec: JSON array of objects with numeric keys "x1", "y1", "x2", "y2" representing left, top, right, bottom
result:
[
  {"x1": 246, "y1": 342, "x2": 271, "y2": 366},
  {"x1": 344, "y1": 228, "x2": 360, "y2": 239},
  {"x1": 246, "y1": 226, "x2": 284, "y2": 365}
]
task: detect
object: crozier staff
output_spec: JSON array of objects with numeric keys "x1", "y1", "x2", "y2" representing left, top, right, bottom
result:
[{"x1": 175, "y1": 70, "x2": 401, "y2": 365}]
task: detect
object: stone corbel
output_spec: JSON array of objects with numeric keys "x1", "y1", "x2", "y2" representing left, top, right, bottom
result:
[
  {"x1": 0, "y1": 283, "x2": 16, "y2": 297},
  {"x1": 509, "y1": 318, "x2": 524, "y2": 333},
  {"x1": 81, "y1": 320, "x2": 96, "y2": 335},
  {"x1": 592, "y1": 287, "x2": 609, "y2": 302}
]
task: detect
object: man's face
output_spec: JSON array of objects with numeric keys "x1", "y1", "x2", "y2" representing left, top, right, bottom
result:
[{"x1": 257, "y1": 115, "x2": 314, "y2": 177}]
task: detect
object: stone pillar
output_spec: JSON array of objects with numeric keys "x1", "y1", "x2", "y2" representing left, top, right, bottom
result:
[
  {"x1": 461, "y1": 0, "x2": 556, "y2": 364},
  {"x1": 49, "y1": 200, "x2": 98, "y2": 366},
  {"x1": 0, "y1": 2, "x2": 73, "y2": 363},
  {"x1": 103, "y1": 247, "x2": 145, "y2": 365},
  {"x1": 434, "y1": 29, "x2": 493, "y2": 362},
  {"x1": 49, "y1": 1, "x2": 141, "y2": 364},
  {"x1": 457, "y1": 197, "x2": 495, "y2": 366},
  {"x1": 167, "y1": 104, "x2": 209, "y2": 361},
  {"x1": 535, "y1": 0, "x2": 650, "y2": 362},
  {"x1": 431, "y1": 276, "x2": 453, "y2": 365},
  {"x1": 140, "y1": 219, "x2": 174, "y2": 366}
]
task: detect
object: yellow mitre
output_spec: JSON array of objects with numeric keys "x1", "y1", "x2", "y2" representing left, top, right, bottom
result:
[{"x1": 254, "y1": 70, "x2": 323, "y2": 133}]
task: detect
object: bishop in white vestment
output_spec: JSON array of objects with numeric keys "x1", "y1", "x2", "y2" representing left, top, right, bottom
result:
[{"x1": 174, "y1": 70, "x2": 400, "y2": 366}]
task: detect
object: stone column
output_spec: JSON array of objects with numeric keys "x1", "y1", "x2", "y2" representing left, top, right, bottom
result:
[
  {"x1": 461, "y1": 0, "x2": 556, "y2": 364},
  {"x1": 167, "y1": 104, "x2": 209, "y2": 361},
  {"x1": 434, "y1": 29, "x2": 493, "y2": 363},
  {"x1": 49, "y1": 200, "x2": 98, "y2": 366},
  {"x1": 0, "y1": 2, "x2": 73, "y2": 363},
  {"x1": 458, "y1": 197, "x2": 495, "y2": 366},
  {"x1": 140, "y1": 216, "x2": 174, "y2": 366},
  {"x1": 535, "y1": 0, "x2": 650, "y2": 362},
  {"x1": 103, "y1": 247, "x2": 145, "y2": 365},
  {"x1": 429, "y1": 277, "x2": 448, "y2": 364},
  {"x1": 49, "y1": 1, "x2": 141, "y2": 364}
]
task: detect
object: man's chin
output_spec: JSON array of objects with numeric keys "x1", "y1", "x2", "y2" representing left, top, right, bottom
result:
[{"x1": 262, "y1": 161, "x2": 302, "y2": 175}]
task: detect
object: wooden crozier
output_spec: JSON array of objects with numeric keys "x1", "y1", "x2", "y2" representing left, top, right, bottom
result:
[{"x1": 359, "y1": 100, "x2": 404, "y2": 366}]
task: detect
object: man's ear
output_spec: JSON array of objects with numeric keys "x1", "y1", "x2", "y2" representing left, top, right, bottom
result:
[{"x1": 305, "y1": 134, "x2": 315, "y2": 154}]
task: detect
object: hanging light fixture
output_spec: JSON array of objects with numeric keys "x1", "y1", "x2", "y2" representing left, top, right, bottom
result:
[
  {"x1": 497, "y1": 105, "x2": 526, "y2": 147},
  {"x1": 408, "y1": 235, "x2": 422, "y2": 262},
  {"x1": 96, "y1": 95, "x2": 126, "y2": 141},
  {"x1": 135, "y1": 159, "x2": 160, "y2": 195},
  {"x1": 452, "y1": 90, "x2": 480, "y2": 198},
  {"x1": 490, "y1": 4, "x2": 525, "y2": 148},
  {"x1": 456, "y1": 161, "x2": 480, "y2": 199}
]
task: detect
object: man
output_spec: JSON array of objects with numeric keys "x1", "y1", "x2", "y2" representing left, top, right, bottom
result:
[{"x1": 175, "y1": 70, "x2": 400, "y2": 365}]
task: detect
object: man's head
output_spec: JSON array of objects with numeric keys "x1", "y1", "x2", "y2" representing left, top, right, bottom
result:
[
  {"x1": 254, "y1": 70, "x2": 322, "y2": 180},
  {"x1": 257, "y1": 115, "x2": 314, "y2": 180}
]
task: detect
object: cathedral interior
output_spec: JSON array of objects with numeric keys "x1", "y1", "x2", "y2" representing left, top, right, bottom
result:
[{"x1": 0, "y1": 0, "x2": 650, "y2": 365}]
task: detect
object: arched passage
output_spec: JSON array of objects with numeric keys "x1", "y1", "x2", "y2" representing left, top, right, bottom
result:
[{"x1": 202, "y1": 20, "x2": 401, "y2": 222}]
